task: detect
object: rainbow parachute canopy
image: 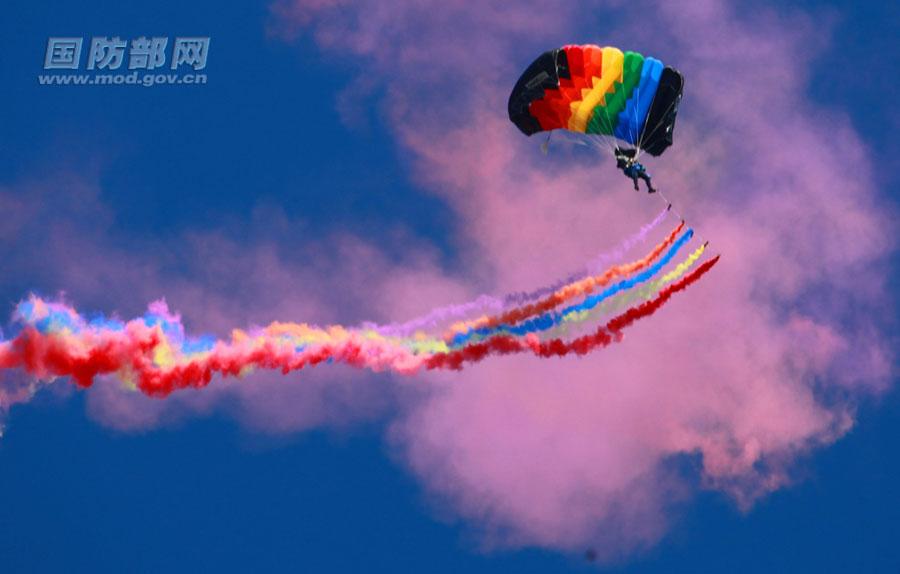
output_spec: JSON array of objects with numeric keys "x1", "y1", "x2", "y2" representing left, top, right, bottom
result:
[{"x1": 508, "y1": 44, "x2": 684, "y2": 156}]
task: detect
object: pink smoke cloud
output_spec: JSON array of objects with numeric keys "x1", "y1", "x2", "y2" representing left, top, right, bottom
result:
[{"x1": 270, "y1": 0, "x2": 895, "y2": 556}]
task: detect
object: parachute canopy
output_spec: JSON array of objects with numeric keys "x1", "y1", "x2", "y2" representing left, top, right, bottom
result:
[{"x1": 508, "y1": 45, "x2": 684, "y2": 156}]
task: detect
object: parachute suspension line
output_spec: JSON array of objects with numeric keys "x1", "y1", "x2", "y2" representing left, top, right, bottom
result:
[
  {"x1": 653, "y1": 188, "x2": 708, "y2": 246},
  {"x1": 636, "y1": 96, "x2": 679, "y2": 162},
  {"x1": 635, "y1": 83, "x2": 677, "y2": 161},
  {"x1": 633, "y1": 84, "x2": 653, "y2": 161},
  {"x1": 543, "y1": 130, "x2": 602, "y2": 153},
  {"x1": 599, "y1": 135, "x2": 619, "y2": 160},
  {"x1": 638, "y1": 104, "x2": 671, "y2": 153},
  {"x1": 635, "y1": 84, "x2": 673, "y2": 161},
  {"x1": 600, "y1": 134, "x2": 619, "y2": 156},
  {"x1": 596, "y1": 98, "x2": 623, "y2": 158},
  {"x1": 631, "y1": 86, "x2": 642, "y2": 157},
  {"x1": 577, "y1": 87, "x2": 619, "y2": 158},
  {"x1": 579, "y1": 129, "x2": 616, "y2": 159}
]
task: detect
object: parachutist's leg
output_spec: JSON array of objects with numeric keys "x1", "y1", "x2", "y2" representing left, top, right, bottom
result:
[
  {"x1": 640, "y1": 173, "x2": 656, "y2": 193},
  {"x1": 632, "y1": 177, "x2": 640, "y2": 191}
]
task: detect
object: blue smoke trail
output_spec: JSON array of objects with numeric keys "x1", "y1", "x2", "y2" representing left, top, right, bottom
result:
[{"x1": 450, "y1": 229, "x2": 694, "y2": 346}]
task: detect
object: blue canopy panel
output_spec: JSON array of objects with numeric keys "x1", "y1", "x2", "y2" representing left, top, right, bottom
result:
[{"x1": 614, "y1": 58, "x2": 663, "y2": 146}]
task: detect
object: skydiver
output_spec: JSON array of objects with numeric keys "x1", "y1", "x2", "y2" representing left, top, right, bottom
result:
[{"x1": 614, "y1": 147, "x2": 656, "y2": 193}]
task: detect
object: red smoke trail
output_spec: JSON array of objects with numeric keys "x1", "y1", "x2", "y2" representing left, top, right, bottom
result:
[
  {"x1": 426, "y1": 255, "x2": 720, "y2": 370},
  {"x1": 0, "y1": 326, "x2": 162, "y2": 388},
  {"x1": 448, "y1": 221, "x2": 685, "y2": 335},
  {"x1": 0, "y1": 327, "x2": 423, "y2": 398}
]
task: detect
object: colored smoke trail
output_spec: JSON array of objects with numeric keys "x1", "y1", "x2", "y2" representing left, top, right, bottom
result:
[
  {"x1": 367, "y1": 295, "x2": 506, "y2": 338},
  {"x1": 0, "y1": 221, "x2": 718, "y2": 398},
  {"x1": 445, "y1": 220, "x2": 685, "y2": 338},
  {"x1": 370, "y1": 206, "x2": 671, "y2": 337},
  {"x1": 0, "y1": 306, "x2": 430, "y2": 397},
  {"x1": 501, "y1": 205, "x2": 672, "y2": 304},
  {"x1": 553, "y1": 240, "x2": 709, "y2": 337},
  {"x1": 425, "y1": 255, "x2": 720, "y2": 370},
  {"x1": 448, "y1": 227, "x2": 693, "y2": 346}
]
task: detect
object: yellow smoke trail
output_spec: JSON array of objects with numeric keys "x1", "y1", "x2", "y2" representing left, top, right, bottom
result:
[{"x1": 553, "y1": 242, "x2": 708, "y2": 338}]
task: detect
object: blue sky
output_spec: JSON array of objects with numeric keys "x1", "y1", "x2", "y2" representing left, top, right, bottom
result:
[{"x1": 1, "y1": 0, "x2": 897, "y2": 572}]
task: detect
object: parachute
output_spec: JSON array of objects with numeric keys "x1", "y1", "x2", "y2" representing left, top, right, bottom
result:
[{"x1": 508, "y1": 45, "x2": 684, "y2": 157}]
